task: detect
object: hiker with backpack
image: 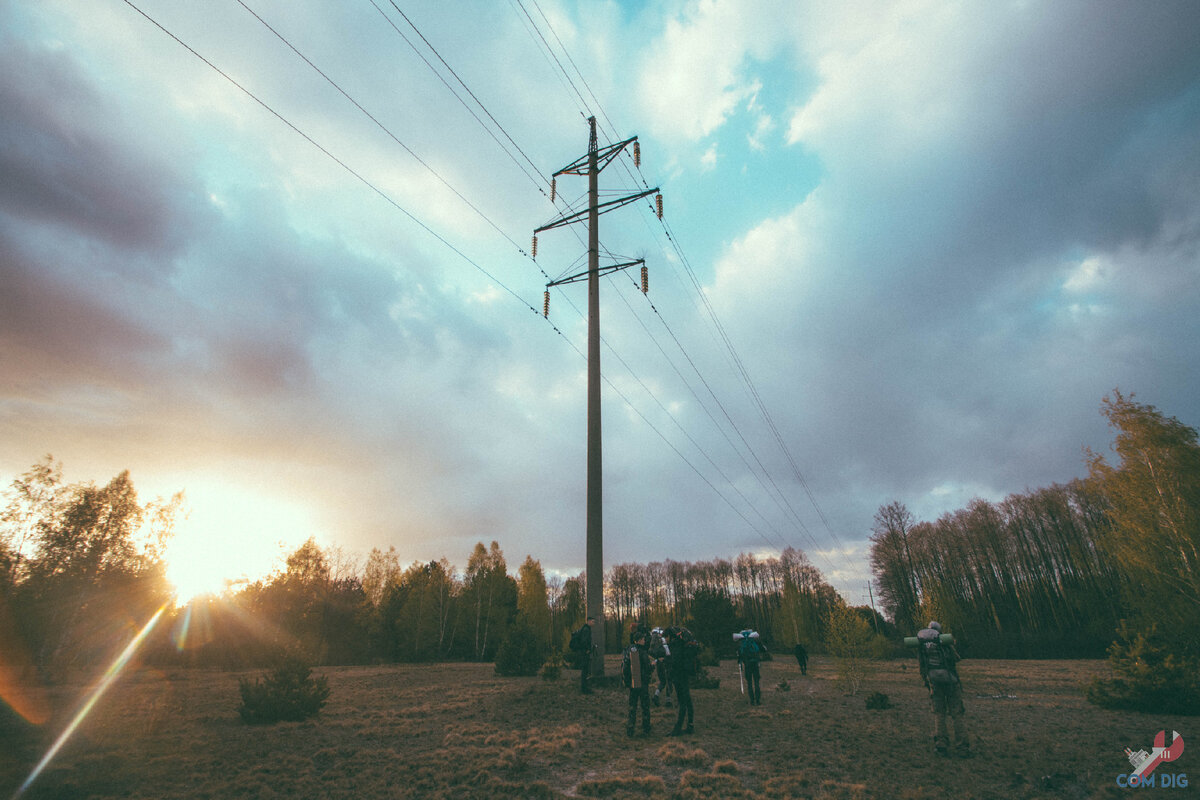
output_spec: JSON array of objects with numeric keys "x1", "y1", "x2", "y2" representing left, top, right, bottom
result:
[
  {"x1": 665, "y1": 626, "x2": 698, "y2": 736},
  {"x1": 649, "y1": 627, "x2": 673, "y2": 707},
  {"x1": 915, "y1": 621, "x2": 971, "y2": 758},
  {"x1": 570, "y1": 617, "x2": 596, "y2": 694},
  {"x1": 734, "y1": 629, "x2": 765, "y2": 705},
  {"x1": 622, "y1": 628, "x2": 654, "y2": 737}
]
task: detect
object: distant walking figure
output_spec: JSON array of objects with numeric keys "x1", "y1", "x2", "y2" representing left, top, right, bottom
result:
[
  {"x1": 570, "y1": 617, "x2": 595, "y2": 694},
  {"x1": 793, "y1": 642, "x2": 808, "y2": 675},
  {"x1": 622, "y1": 629, "x2": 653, "y2": 736},
  {"x1": 916, "y1": 621, "x2": 970, "y2": 758}
]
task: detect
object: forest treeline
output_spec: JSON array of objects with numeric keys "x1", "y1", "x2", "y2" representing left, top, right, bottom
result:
[
  {"x1": 3, "y1": 390, "x2": 1194, "y2": 678},
  {"x1": 870, "y1": 391, "x2": 1200, "y2": 660},
  {"x1": 0, "y1": 459, "x2": 855, "y2": 673}
]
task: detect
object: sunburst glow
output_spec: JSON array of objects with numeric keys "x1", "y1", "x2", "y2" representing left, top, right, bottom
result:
[{"x1": 164, "y1": 482, "x2": 319, "y2": 604}]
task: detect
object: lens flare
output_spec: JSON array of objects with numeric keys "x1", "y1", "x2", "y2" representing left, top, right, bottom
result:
[
  {"x1": 16, "y1": 604, "x2": 168, "y2": 798},
  {"x1": 0, "y1": 593, "x2": 50, "y2": 726}
]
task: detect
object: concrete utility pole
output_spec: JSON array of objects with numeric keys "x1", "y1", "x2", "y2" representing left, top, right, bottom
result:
[
  {"x1": 867, "y1": 581, "x2": 881, "y2": 634},
  {"x1": 534, "y1": 117, "x2": 660, "y2": 676}
]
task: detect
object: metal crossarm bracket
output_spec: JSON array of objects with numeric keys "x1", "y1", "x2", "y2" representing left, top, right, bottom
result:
[
  {"x1": 534, "y1": 188, "x2": 659, "y2": 234},
  {"x1": 547, "y1": 259, "x2": 644, "y2": 288},
  {"x1": 553, "y1": 136, "x2": 638, "y2": 177}
]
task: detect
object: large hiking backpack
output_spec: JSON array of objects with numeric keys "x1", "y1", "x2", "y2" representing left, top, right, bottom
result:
[
  {"x1": 917, "y1": 628, "x2": 956, "y2": 685},
  {"x1": 623, "y1": 645, "x2": 651, "y2": 688},
  {"x1": 737, "y1": 632, "x2": 762, "y2": 663},
  {"x1": 680, "y1": 638, "x2": 701, "y2": 676}
]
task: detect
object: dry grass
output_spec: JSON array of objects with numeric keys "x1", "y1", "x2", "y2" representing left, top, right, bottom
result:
[{"x1": 1, "y1": 656, "x2": 1190, "y2": 798}]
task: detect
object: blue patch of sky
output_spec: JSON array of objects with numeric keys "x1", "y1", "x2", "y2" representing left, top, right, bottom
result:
[{"x1": 663, "y1": 52, "x2": 822, "y2": 278}]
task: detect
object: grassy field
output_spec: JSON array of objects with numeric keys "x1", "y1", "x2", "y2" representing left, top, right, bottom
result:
[{"x1": 1, "y1": 655, "x2": 1191, "y2": 799}]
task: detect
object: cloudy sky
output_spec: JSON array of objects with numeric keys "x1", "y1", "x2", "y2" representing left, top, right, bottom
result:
[{"x1": 3, "y1": 0, "x2": 1198, "y2": 603}]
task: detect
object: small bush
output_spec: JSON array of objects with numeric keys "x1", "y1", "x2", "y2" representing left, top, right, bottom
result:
[
  {"x1": 865, "y1": 692, "x2": 891, "y2": 710},
  {"x1": 1086, "y1": 622, "x2": 1200, "y2": 715},
  {"x1": 777, "y1": 678, "x2": 791, "y2": 692},
  {"x1": 494, "y1": 618, "x2": 547, "y2": 677},
  {"x1": 238, "y1": 657, "x2": 330, "y2": 724},
  {"x1": 691, "y1": 665, "x2": 721, "y2": 689},
  {"x1": 540, "y1": 652, "x2": 563, "y2": 681}
]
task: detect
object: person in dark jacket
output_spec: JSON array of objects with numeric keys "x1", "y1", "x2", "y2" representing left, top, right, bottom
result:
[
  {"x1": 665, "y1": 627, "x2": 695, "y2": 736},
  {"x1": 622, "y1": 629, "x2": 653, "y2": 736},
  {"x1": 574, "y1": 617, "x2": 595, "y2": 694},
  {"x1": 793, "y1": 642, "x2": 808, "y2": 675}
]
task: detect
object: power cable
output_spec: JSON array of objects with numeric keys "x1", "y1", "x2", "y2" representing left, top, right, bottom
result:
[
  {"x1": 233, "y1": 0, "x2": 532, "y2": 257},
  {"x1": 366, "y1": 0, "x2": 549, "y2": 196},
  {"x1": 121, "y1": 0, "x2": 541, "y2": 321}
]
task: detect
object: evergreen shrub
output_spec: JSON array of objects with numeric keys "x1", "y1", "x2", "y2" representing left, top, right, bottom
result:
[
  {"x1": 238, "y1": 657, "x2": 330, "y2": 724},
  {"x1": 494, "y1": 618, "x2": 546, "y2": 677},
  {"x1": 1086, "y1": 622, "x2": 1200, "y2": 715}
]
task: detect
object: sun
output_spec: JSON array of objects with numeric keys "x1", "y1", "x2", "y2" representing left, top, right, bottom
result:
[{"x1": 164, "y1": 482, "x2": 319, "y2": 605}]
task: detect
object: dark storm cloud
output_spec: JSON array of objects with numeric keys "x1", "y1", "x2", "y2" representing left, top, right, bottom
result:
[
  {"x1": 0, "y1": 40, "x2": 201, "y2": 255},
  {"x1": 714, "y1": 1, "x2": 1200, "y2": 542}
]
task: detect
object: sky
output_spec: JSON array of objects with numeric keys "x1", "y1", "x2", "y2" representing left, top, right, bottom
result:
[{"x1": 2, "y1": 0, "x2": 1199, "y2": 605}]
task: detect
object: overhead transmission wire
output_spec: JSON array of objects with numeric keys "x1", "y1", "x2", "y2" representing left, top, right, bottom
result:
[
  {"x1": 121, "y1": 0, "x2": 778, "y2": 550},
  {"x1": 121, "y1": 0, "x2": 540, "y2": 322},
  {"x1": 602, "y1": 228, "x2": 828, "y2": 553},
  {"x1": 600, "y1": 270, "x2": 794, "y2": 551},
  {"x1": 514, "y1": 6, "x2": 854, "y2": 574},
  {"x1": 177, "y1": 0, "x2": 843, "y2": 576},
  {"x1": 233, "y1": 0, "x2": 532, "y2": 257},
  {"x1": 511, "y1": 0, "x2": 591, "y2": 116},
  {"x1": 367, "y1": 0, "x2": 549, "y2": 198},
  {"x1": 510, "y1": 2, "x2": 825, "y2": 549}
]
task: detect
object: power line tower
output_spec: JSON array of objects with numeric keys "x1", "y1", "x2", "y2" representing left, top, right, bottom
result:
[{"x1": 534, "y1": 116, "x2": 660, "y2": 676}]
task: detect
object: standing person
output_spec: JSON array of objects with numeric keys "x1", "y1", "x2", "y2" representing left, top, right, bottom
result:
[
  {"x1": 622, "y1": 629, "x2": 653, "y2": 737},
  {"x1": 666, "y1": 627, "x2": 696, "y2": 736},
  {"x1": 570, "y1": 617, "x2": 595, "y2": 694},
  {"x1": 649, "y1": 627, "x2": 672, "y2": 707},
  {"x1": 916, "y1": 621, "x2": 970, "y2": 758},
  {"x1": 735, "y1": 630, "x2": 765, "y2": 705},
  {"x1": 793, "y1": 642, "x2": 808, "y2": 675}
]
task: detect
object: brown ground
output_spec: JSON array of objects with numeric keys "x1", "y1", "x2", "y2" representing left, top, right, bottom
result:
[{"x1": 1, "y1": 656, "x2": 1190, "y2": 799}]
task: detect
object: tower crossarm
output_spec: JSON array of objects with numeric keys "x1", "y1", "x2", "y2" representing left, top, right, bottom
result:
[{"x1": 535, "y1": 188, "x2": 659, "y2": 234}]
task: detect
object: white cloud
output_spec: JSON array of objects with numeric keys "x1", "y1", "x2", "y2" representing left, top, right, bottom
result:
[
  {"x1": 747, "y1": 112, "x2": 774, "y2": 152},
  {"x1": 1063, "y1": 255, "x2": 1110, "y2": 293},
  {"x1": 637, "y1": 0, "x2": 786, "y2": 142}
]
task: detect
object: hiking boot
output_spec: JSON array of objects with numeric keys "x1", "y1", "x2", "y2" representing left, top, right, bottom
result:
[{"x1": 685, "y1": 725, "x2": 695, "y2": 735}]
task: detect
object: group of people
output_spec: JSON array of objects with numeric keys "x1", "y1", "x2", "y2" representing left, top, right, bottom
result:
[
  {"x1": 618, "y1": 625, "x2": 696, "y2": 737},
  {"x1": 571, "y1": 617, "x2": 969, "y2": 758}
]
